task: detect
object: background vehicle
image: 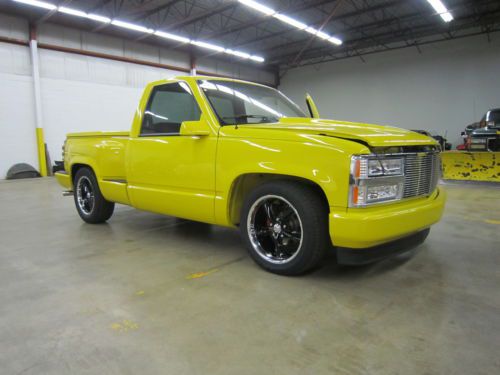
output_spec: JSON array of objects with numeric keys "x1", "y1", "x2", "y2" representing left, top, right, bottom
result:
[
  {"x1": 55, "y1": 76, "x2": 445, "y2": 275},
  {"x1": 467, "y1": 109, "x2": 500, "y2": 151}
]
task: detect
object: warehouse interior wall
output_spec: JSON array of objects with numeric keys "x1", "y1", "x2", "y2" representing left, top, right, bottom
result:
[
  {"x1": 0, "y1": 13, "x2": 275, "y2": 179},
  {"x1": 279, "y1": 33, "x2": 500, "y2": 148}
]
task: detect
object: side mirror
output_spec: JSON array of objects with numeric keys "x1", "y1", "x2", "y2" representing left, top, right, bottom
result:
[{"x1": 179, "y1": 120, "x2": 210, "y2": 136}]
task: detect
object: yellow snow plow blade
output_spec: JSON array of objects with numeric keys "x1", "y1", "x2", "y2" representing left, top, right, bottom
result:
[{"x1": 441, "y1": 151, "x2": 500, "y2": 182}]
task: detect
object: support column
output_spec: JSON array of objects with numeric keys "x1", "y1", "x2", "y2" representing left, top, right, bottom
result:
[
  {"x1": 189, "y1": 51, "x2": 197, "y2": 76},
  {"x1": 29, "y1": 24, "x2": 48, "y2": 177}
]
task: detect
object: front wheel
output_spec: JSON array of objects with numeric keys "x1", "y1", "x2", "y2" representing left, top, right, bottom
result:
[
  {"x1": 240, "y1": 181, "x2": 329, "y2": 275},
  {"x1": 73, "y1": 167, "x2": 114, "y2": 224}
]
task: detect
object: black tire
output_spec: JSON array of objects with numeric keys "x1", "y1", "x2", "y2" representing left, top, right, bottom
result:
[
  {"x1": 240, "y1": 181, "x2": 329, "y2": 275},
  {"x1": 73, "y1": 167, "x2": 114, "y2": 224}
]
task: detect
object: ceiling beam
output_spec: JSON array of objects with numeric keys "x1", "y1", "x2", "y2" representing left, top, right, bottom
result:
[
  {"x1": 132, "y1": 0, "x2": 184, "y2": 21},
  {"x1": 162, "y1": 2, "x2": 235, "y2": 31}
]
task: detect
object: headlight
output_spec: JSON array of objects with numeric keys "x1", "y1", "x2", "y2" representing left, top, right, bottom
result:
[
  {"x1": 353, "y1": 157, "x2": 404, "y2": 178},
  {"x1": 367, "y1": 158, "x2": 404, "y2": 176},
  {"x1": 350, "y1": 156, "x2": 404, "y2": 207}
]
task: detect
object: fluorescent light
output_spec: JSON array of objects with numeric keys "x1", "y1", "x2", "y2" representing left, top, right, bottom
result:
[
  {"x1": 249, "y1": 55, "x2": 265, "y2": 63},
  {"x1": 306, "y1": 26, "x2": 342, "y2": 45},
  {"x1": 13, "y1": 0, "x2": 56, "y2": 10},
  {"x1": 58, "y1": 6, "x2": 110, "y2": 23},
  {"x1": 427, "y1": 0, "x2": 449, "y2": 13},
  {"x1": 238, "y1": 0, "x2": 275, "y2": 16},
  {"x1": 191, "y1": 40, "x2": 225, "y2": 52},
  {"x1": 274, "y1": 14, "x2": 307, "y2": 30},
  {"x1": 238, "y1": 0, "x2": 343, "y2": 46},
  {"x1": 304, "y1": 27, "x2": 330, "y2": 40},
  {"x1": 315, "y1": 31, "x2": 331, "y2": 40},
  {"x1": 87, "y1": 13, "x2": 111, "y2": 23},
  {"x1": 440, "y1": 11, "x2": 453, "y2": 22},
  {"x1": 225, "y1": 49, "x2": 251, "y2": 59},
  {"x1": 111, "y1": 19, "x2": 154, "y2": 33},
  {"x1": 58, "y1": 6, "x2": 87, "y2": 18},
  {"x1": 305, "y1": 27, "x2": 317, "y2": 35},
  {"x1": 154, "y1": 30, "x2": 190, "y2": 44},
  {"x1": 426, "y1": 0, "x2": 454, "y2": 22},
  {"x1": 328, "y1": 37, "x2": 342, "y2": 45}
]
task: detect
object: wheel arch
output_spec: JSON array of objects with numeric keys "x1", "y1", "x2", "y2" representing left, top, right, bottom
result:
[
  {"x1": 71, "y1": 163, "x2": 93, "y2": 182},
  {"x1": 227, "y1": 173, "x2": 329, "y2": 226},
  {"x1": 69, "y1": 157, "x2": 99, "y2": 183}
]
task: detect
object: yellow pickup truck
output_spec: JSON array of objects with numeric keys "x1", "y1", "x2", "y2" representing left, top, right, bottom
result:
[{"x1": 55, "y1": 75, "x2": 445, "y2": 275}]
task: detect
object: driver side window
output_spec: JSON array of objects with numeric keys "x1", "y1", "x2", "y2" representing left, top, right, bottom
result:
[{"x1": 141, "y1": 82, "x2": 201, "y2": 136}]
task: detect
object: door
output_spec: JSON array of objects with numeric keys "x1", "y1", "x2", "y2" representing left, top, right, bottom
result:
[
  {"x1": 305, "y1": 93, "x2": 320, "y2": 118},
  {"x1": 127, "y1": 82, "x2": 217, "y2": 223}
]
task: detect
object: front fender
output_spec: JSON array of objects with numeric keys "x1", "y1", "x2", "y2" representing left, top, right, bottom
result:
[{"x1": 215, "y1": 135, "x2": 369, "y2": 226}]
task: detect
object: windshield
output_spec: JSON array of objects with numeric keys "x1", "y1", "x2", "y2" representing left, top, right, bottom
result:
[{"x1": 198, "y1": 79, "x2": 307, "y2": 125}]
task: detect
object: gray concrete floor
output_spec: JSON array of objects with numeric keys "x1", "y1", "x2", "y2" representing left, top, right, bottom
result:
[{"x1": 0, "y1": 178, "x2": 499, "y2": 375}]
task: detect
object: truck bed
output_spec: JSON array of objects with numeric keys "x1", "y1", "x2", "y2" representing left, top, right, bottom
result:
[
  {"x1": 67, "y1": 131, "x2": 130, "y2": 138},
  {"x1": 63, "y1": 131, "x2": 131, "y2": 204}
]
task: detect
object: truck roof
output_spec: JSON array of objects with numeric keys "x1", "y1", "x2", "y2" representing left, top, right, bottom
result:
[{"x1": 147, "y1": 75, "x2": 271, "y2": 89}]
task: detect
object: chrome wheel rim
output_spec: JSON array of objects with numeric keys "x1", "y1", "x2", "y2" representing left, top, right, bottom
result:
[
  {"x1": 76, "y1": 176, "x2": 95, "y2": 215},
  {"x1": 247, "y1": 195, "x2": 303, "y2": 265}
]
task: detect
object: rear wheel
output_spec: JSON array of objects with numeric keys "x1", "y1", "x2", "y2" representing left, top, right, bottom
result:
[
  {"x1": 240, "y1": 181, "x2": 329, "y2": 275},
  {"x1": 73, "y1": 167, "x2": 114, "y2": 224}
]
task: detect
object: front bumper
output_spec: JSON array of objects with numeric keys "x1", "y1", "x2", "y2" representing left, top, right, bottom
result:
[
  {"x1": 336, "y1": 228, "x2": 430, "y2": 265},
  {"x1": 329, "y1": 187, "x2": 446, "y2": 248}
]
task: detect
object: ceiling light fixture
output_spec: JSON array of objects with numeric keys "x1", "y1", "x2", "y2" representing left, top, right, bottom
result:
[
  {"x1": 13, "y1": 0, "x2": 55, "y2": 10},
  {"x1": 58, "y1": 6, "x2": 88, "y2": 18},
  {"x1": 154, "y1": 30, "x2": 190, "y2": 44},
  {"x1": 238, "y1": 0, "x2": 343, "y2": 46},
  {"x1": 86, "y1": 13, "x2": 111, "y2": 23},
  {"x1": 274, "y1": 14, "x2": 307, "y2": 30},
  {"x1": 426, "y1": 0, "x2": 454, "y2": 22},
  {"x1": 238, "y1": 0, "x2": 275, "y2": 16},
  {"x1": 58, "y1": 7, "x2": 111, "y2": 23},
  {"x1": 111, "y1": 19, "x2": 154, "y2": 34},
  {"x1": 249, "y1": 55, "x2": 265, "y2": 63},
  {"x1": 191, "y1": 40, "x2": 225, "y2": 52},
  {"x1": 225, "y1": 49, "x2": 251, "y2": 59},
  {"x1": 11, "y1": 0, "x2": 265, "y2": 63},
  {"x1": 328, "y1": 36, "x2": 343, "y2": 46}
]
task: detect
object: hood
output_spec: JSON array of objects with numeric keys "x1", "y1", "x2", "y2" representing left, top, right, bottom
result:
[{"x1": 236, "y1": 118, "x2": 437, "y2": 148}]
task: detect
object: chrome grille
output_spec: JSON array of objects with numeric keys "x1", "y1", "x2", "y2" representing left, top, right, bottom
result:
[{"x1": 403, "y1": 152, "x2": 440, "y2": 198}]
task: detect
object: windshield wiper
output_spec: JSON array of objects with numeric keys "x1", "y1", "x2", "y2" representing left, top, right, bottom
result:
[{"x1": 222, "y1": 114, "x2": 278, "y2": 124}]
